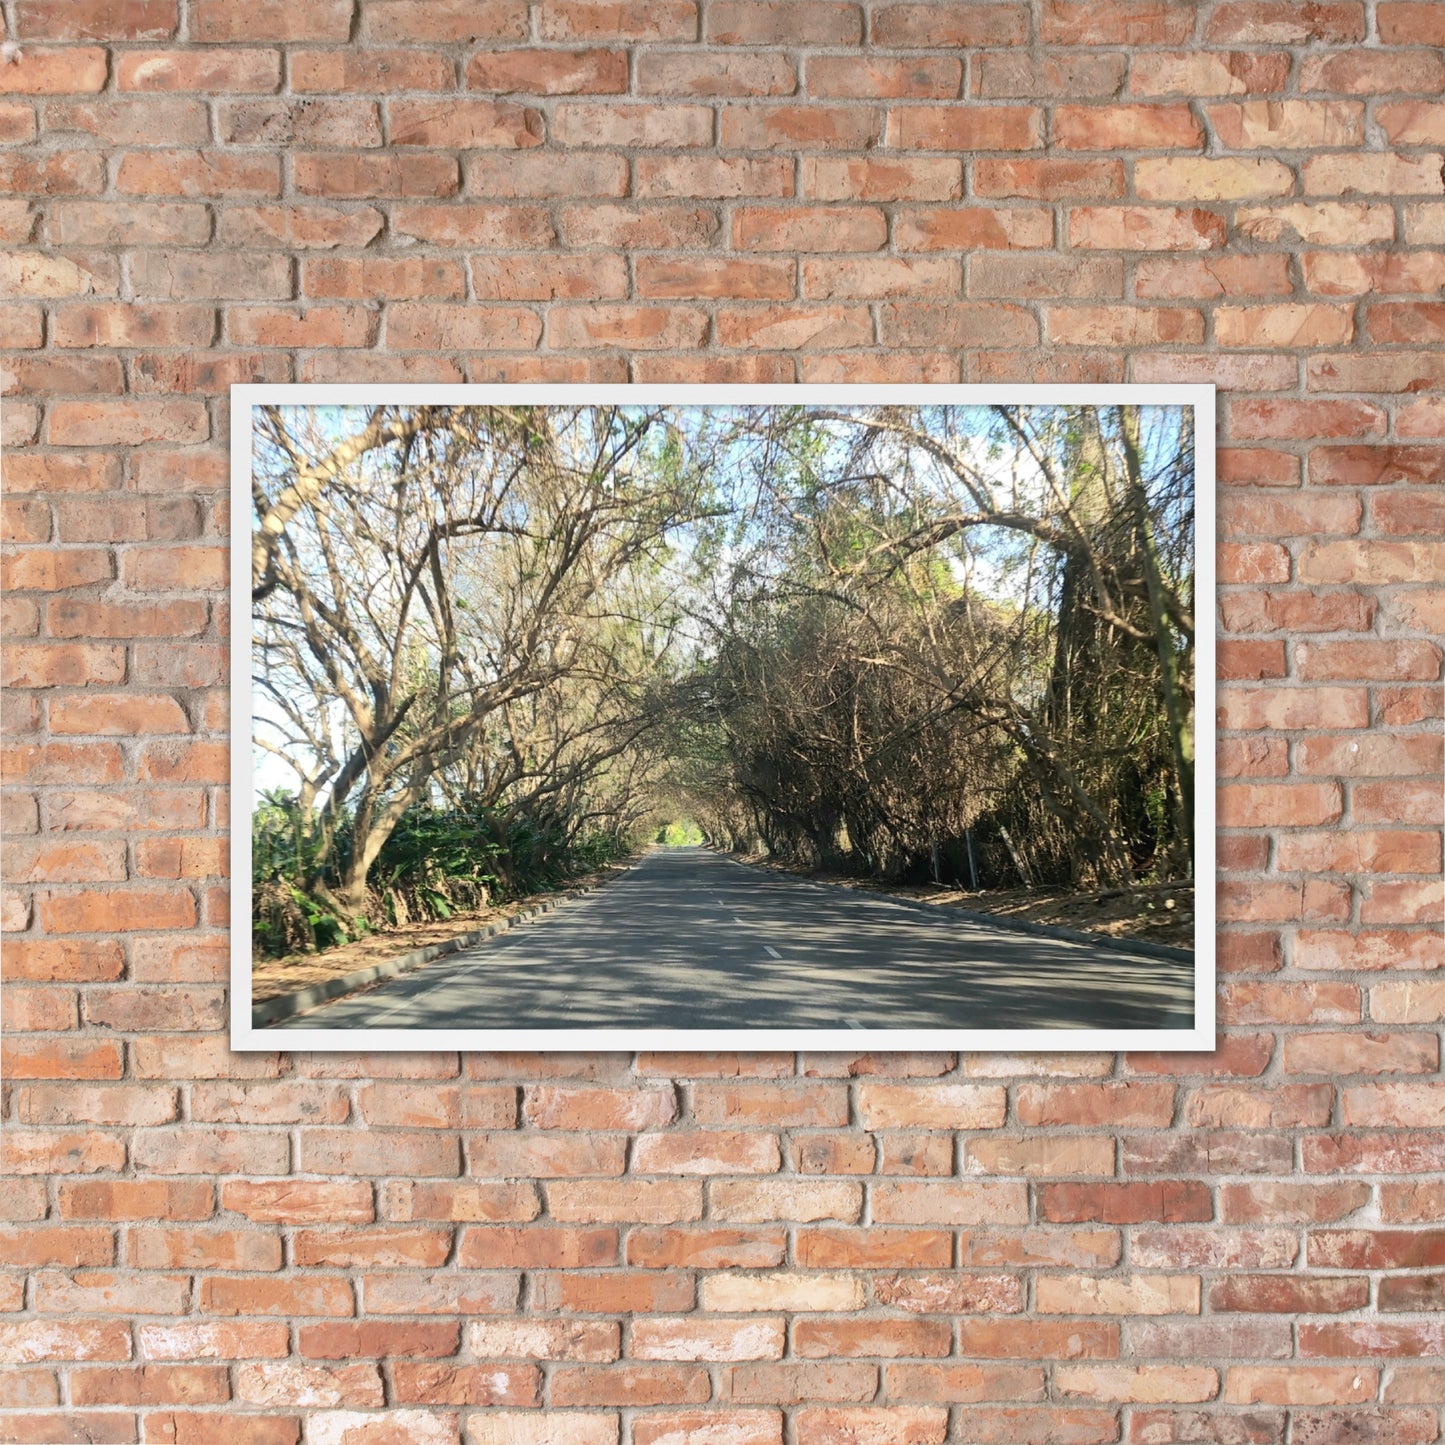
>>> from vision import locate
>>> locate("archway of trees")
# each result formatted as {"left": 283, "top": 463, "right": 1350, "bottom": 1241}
{"left": 250, "top": 401, "right": 1195, "bottom": 957}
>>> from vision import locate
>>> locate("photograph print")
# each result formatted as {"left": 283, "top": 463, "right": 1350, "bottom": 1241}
{"left": 231, "top": 384, "right": 1213, "bottom": 1051}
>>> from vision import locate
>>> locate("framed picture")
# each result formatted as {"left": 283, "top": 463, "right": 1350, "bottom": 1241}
{"left": 230, "top": 384, "right": 1214, "bottom": 1051}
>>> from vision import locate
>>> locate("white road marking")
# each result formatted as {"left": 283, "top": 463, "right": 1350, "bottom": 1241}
{"left": 763, "top": 945, "right": 781, "bottom": 960}
{"left": 846, "top": 1019, "right": 864, "bottom": 1030}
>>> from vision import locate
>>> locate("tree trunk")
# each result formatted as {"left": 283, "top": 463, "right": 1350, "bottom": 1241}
{"left": 1118, "top": 406, "right": 1194, "bottom": 872}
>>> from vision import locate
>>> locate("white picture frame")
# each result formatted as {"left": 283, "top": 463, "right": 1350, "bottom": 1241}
{"left": 230, "top": 383, "right": 1215, "bottom": 1053}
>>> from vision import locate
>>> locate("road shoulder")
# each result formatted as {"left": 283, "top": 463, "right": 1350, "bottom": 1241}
{"left": 252, "top": 853, "right": 649, "bottom": 1028}
{"left": 721, "top": 850, "right": 1195, "bottom": 964}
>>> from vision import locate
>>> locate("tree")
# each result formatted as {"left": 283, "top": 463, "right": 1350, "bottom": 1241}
{"left": 253, "top": 404, "right": 704, "bottom": 924}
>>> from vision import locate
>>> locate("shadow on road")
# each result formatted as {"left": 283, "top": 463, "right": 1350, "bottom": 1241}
{"left": 276, "top": 847, "right": 1194, "bottom": 1033}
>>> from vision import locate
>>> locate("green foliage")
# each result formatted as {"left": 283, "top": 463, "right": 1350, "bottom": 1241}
{"left": 252, "top": 791, "right": 341, "bottom": 957}
{"left": 252, "top": 793, "right": 641, "bottom": 960}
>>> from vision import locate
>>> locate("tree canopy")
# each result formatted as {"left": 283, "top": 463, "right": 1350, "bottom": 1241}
{"left": 251, "top": 401, "right": 1196, "bottom": 954}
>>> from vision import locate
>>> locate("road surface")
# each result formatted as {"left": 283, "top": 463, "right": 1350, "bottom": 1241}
{"left": 272, "top": 846, "right": 1193, "bottom": 1032}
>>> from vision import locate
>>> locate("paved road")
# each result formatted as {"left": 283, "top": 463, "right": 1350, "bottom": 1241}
{"left": 274, "top": 847, "right": 1193, "bottom": 1032}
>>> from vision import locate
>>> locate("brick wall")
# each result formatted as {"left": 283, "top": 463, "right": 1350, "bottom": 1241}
{"left": 2, "top": 1, "right": 1444, "bottom": 1441}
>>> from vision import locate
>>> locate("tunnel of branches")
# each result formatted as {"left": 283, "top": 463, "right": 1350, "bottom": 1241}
{"left": 250, "top": 400, "right": 1195, "bottom": 956}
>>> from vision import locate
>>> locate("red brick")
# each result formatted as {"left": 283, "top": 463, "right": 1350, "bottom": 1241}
{"left": 0, "top": 151, "right": 105, "bottom": 195}
{"left": 1040, "top": 1182, "right": 1213, "bottom": 1224}
{"left": 1056, "top": 105, "right": 1202, "bottom": 151}
{"left": 459, "top": 1226, "right": 615, "bottom": 1269}
{"left": 465, "top": 1132, "right": 626, "bottom": 1178}
{"left": 877, "top": 3, "right": 1026, "bottom": 45}
{"left": 981, "top": 50, "right": 1127, "bottom": 98}
{"left": 112, "top": 49, "right": 275, "bottom": 92}
{"left": 548, "top": 305, "right": 709, "bottom": 350}
{"left": 888, "top": 106, "right": 1041, "bottom": 152}
{"left": 0, "top": 46, "right": 107, "bottom": 93}
{"left": 1360, "top": 879, "right": 1445, "bottom": 925}
{"left": 1222, "top": 982, "right": 1361, "bottom": 1027}
{"left": 293, "top": 153, "right": 458, "bottom": 200}
{"left": 197, "top": 1275, "right": 353, "bottom": 1318}
{"left": 537, "top": 0, "right": 696, "bottom": 40}
{"left": 547, "top": 1180, "right": 702, "bottom": 1223}
{"left": 362, "top": 0, "right": 526, "bottom": 42}
{"left": 0, "top": 1320, "right": 133, "bottom": 1362}
{"left": 472, "top": 255, "right": 629, "bottom": 301}
{"left": 1225, "top": 1366, "right": 1376, "bottom": 1406}
{"left": 552, "top": 103, "right": 712, "bottom": 148}
{"left": 631, "top": 1317, "right": 784, "bottom": 1362}
{"left": 285, "top": 48, "right": 446, "bottom": 93}
{"left": 1017, "top": 1083, "right": 1176, "bottom": 1128}
{"left": 716, "top": 1362, "right": 877, "bottom": 1405}
{"left": 217, "top": 1183, "right": 371, "bottom": 1226}
{"left": 1048, "top": 305, "right": 1204, "bottom": 347}
{"left": 59, "top": 1181, "right": 212, "bottom": 1222}
{"left": 636, "top": 258, "right": 794, "bottom": 300}
{"left": 3, "top": 643, "right": 125, "bottom": 689}
{"left": 298, "top": 1129, "right": 459, "bottom": 1178}
{"left": 190, "top": 0, "right": 349, "bottom": 38}
{"left": 956, "top": 1319, "right": 1119, "bottom": 1360}
{"left": 802, "top": 256, "right": 957, "bottom": 300}
{"left": 1185, "top": 1084, "right": 1334, "bottom": 1130}
{"left": 0, "top": 1224, "right": 114, "bottom": 1268}
{"left": 131, "top": 1125, "right": 288, "bottom": 1175}
{"left": 977, "top": 158, "right": 1124, "bottom": 201}
{"left": 636, "top": 52, "right": 796, "bottom": 96}
{"left": 36, "top": 888, "right": 196, "bottom": 935}
{"left": 356, "top": 1083, "right": 514, "bottom": 1130}
{"left": 392, "top": 302, "right": 549, "bottom": 351}
{"left": 115, "top": 151, "right": 281, "bottom": 201}
{"left": 532, "top": 1269, "right": 694, "bottom": 1314}
{"left": 732, "top": 206, "right": 886, "bottom": 253}
{"left": 807, "top": 57, "right": 960, "bottom": 100}
{"left": 1137, "top": 256, "right": 1291, "bottom": 300}
{"left": 383, "top": 1362, "right": 535, "bottom": 1407}
{"left": 297, "top": 1322, "right": 457, "bottom": 1361}
{"left": 631, "top": 1132, "right": 781, "bottom": 1175}
{"left": 795, "top": 1408, "right": 945, "bottom": 1445}
{"left": 230, "top": 1362, "right": 381, "bottom": 1409}
{"left": 788, "top": 1228, "right": 949, "bottom": 1270}
{"left": 49, "top": 400, "right": 208, "bottom": 447}
{"left": 725, "top": 107, "right": 885, "bottom": 155}
{"left": 871, "top": 1271, "right": 1023, "bottom": 1315}
{"left": 1217, "top": 303, "right": 1354, "bottom": 348}
{"left": 899, "top": 208, "right": 1052, "bottom": 252}
{"left": 50, "top": 302, "right": 216, "bottom": 349}
{"left": 70, "top": 1364, "right": 226, "bottom": 1407}
{"left": 872, "top": 1181, "right": 1027, "bottom": 1226}
{"left": 128, "top": 1227, "right": 280, "bottom": 1273}
{"left": 358, "top": 1269, "right": 519, "bottom": 1315}
{"left": 524, "top": 1084, "right": 677, "bottom": 1130}
{"left": 878, "top": 1364, "right": 1043, "bottom": 1404}
{"left": 1209, "top": 2, "right": 1364, "bottom": 41}
{"left": 1, "top": 453, "right": 120, "bottom": 494}
{"left": 1218, "top": 687, "right": 1368, "bottom": 733}
{"left": 1306, "top": 153, "right": 1444, "bottom": 197}
{"left": 1071, "top": 207, "right": 1226, "bottom": 251}
{"left": 1131, "top": 50, "right": 1289, "bottom": 96}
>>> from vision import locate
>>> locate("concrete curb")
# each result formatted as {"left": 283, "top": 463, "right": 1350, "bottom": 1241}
{"left": 724, "top": 852, "right": 1195, "bottom": 966}
{"left": 252, "top": 865, "right": 633, "bottom": 1029}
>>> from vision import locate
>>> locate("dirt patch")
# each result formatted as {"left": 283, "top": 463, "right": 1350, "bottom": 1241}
{"left": 250, "top": 859, "right": 638, "bottom": 1004}
{"left": 735, "top": 853, "right": 1194, "bottom": 951}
